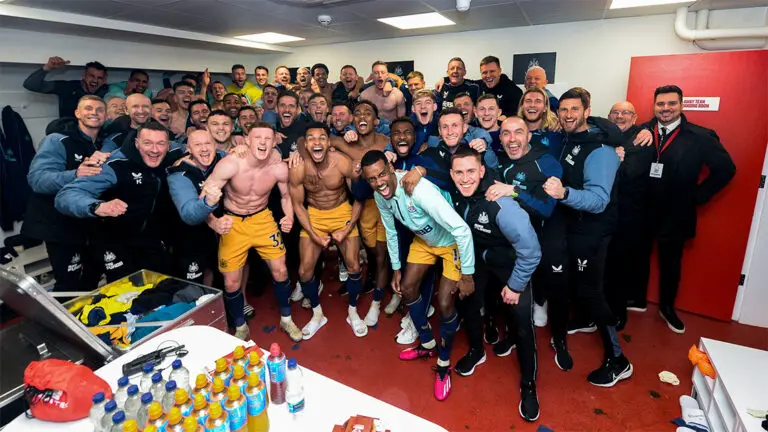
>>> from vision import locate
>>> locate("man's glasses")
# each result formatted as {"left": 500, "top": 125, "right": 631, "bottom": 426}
{"left": 610, "top": 110, "right": 635, "bottom": 116}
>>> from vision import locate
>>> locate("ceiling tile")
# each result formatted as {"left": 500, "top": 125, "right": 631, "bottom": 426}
{"left": 518, "top": 0, "right": 610, "bottom": 25}
{"left": 348, "top": 0, "right": 436, "bottom": 19}
{"left": 9, "top": 0, "right": 139, "bottom": 18}
{"left": 440, "top": 3, "right": 529, "bottom": 28}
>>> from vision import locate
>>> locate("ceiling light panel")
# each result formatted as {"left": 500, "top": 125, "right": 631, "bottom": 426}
{"left": 235, "top": 32, "right": 305, "bottom": 43}
{"left": 377, "top": 12, "right": 455, "bottom": 30}
{"left": 610, "top": 0, "right": 694, "bottom": 9}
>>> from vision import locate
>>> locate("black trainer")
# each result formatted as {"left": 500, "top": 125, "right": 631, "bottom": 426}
{"left": 567, "top": 319, "right": 597, "bottom": 335}
{"left": 626, "top": 300, "right": 648, "bottom": 312}
{"left": 493, "top": 338, "right": 516, "bottom": 357}
{"left": 455, "top": 348, "right": 487, "bottom": 377}
{"left": 587, "top": 354, "right": 633, "bottom": 387}
{"left": 659, "top": 305, "right": 685, "bottom": 334}
{"left": 519, "top": 381, "right": 540, "bottom": 422}
{"left": 484, "top": 324, "right": 499, "bottom": 345}
{"left": 551, "top": 337, "right": 573, "bottom": 371}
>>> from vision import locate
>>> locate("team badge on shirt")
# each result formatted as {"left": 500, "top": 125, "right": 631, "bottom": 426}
{"left": 406, "top": 200, "right": 417, "bottom": 213}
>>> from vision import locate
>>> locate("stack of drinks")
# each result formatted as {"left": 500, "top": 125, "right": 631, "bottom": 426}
{"left": 89, "top": 342, "right": 305, "bottom": 432}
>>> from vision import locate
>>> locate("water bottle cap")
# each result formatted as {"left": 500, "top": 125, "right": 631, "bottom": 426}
{"left": 148, "top": 402, "right": 163, "bottom": 420}
{"left": 174, "top": 388, "right": 189, "bottom": 404}
{"left": 215, "top": 358, "right": 228, "bottom": 372}
{"left": 123, "top": 420, "right": 138, "bottom": 432}
{"left": 104, "top": 400, "right": 117, "bottom": 412}
{"left": 212, "top": 377, "right": 225, "bottom": 392}
{"left": 92, "top": 392, "right": 105, "bottom": 403}
{"left": 247, "top": 373, "right": 260, "bottom": 387}
{"left": 127, "top": 384, "right": 139, "bottom": 396}
{"left": 168, "top": 407, "right": 182, "bottom": 424}
{"left": 117, "top": 376, "right": 129, "bottom": 387}
{"left": 249, "top": 350, "right": 262, "bottom": 363}
{"left": 165, "top": 380, "right": 177, "bottom": 391}
{"left": 233, "top": 365, "right": 245, "bottom": 379}
{"left": 144, "top": 426, "right": 157, "bottom": 432}
{"left": 208, "top": 401, "right": 222, "bottom": 419}
{"left": 269, "top": 343, "right": 281, "bottom": 356}
{"left": 288, "top": 358, "right": 297, "bottom": 369}
{"left": 227, "top": 384, "right": 240, "bottom": 400}
{"left": 183, "top": 417, "right": 198, "bottom": 430}
{"left": 112, "top": 410, "right": 125, "bottom": 423}
{"left": 233, "top": 345, "right": 245, "bottom": 359}
{"left": 172, "top": 359, "right": 182, "bottom": 369}
{"left": 195, "top": 374, "right": 208, "bottom": 389}
{"left": 193, "top": 392, "right": 207, "bottom": 409}
{"left": 140, "top": 392, "right": 153, "bottom": 404}
{"left": 142, "top": 363, "right": 154, "bottom": 373}
{"left": 151, "top": 372, "right": 162, "bottom": 383}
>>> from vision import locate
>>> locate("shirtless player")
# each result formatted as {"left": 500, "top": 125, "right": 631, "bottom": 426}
{"left": 359, "top": 61, "right": 406, "bottom": 122}
{"left": 170, "top": 81, "right": 194, "bottom": 137}
{"left": 289, "top": 122, "right": 367, "bottom": 339}
{"left": 203, "top": 121, "right": 299, "bottom": 341}
{"left": 324, "top": 100, "right": 394, "bottom": 322}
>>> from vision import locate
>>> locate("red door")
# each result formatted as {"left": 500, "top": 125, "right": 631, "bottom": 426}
{"left": 626, "top": 50, "right": 768, "bottom": 321}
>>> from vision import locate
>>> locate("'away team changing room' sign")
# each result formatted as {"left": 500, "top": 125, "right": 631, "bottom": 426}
{"left": 683, "top": 97, "right": 720, "bottom": 111}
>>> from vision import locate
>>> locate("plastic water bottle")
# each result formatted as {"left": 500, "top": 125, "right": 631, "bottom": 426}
{"left": 174, "top": 388, "right": 194, "bottom": 417}
{"left": 109, "top": 411, "right": 126, "bottom": 432}
{"left": 162, "top": 380, "right": 178, "bottom": 412}
{"left": 191, "top": 392, "right": 209, "bottom": 426}
{"left": 246, "top": 351, "right": 267, "bottom": 390}
{"left": 166, "top": 407, "right": 184, "bottom": 432}
{"left": 121, "top": 419, "right": 138, "bottom": 432}
{"left": 183, "top": 416, "right": 204, "bottom": 432}
{"left": 89, "top": 392, "right": 108, "bottom": 432}
{"left": 244, "top": 373, "right": 269, "bottom": 432}
{"left": 210, "top": 377, "right": 227, "bottom": 404}
{"left": 146, "top": 402, "right": 168, "bottom": 431}
{"left": 114, "top": 377, "right": 130, "bottom": 409}
{"left": 232, "top": 346, "right": 249, "bottom": 370}
{"left": 100, "top": 400, "right": 118, "bottom": 431}
{"left": 123, "top": 385, "right": 141, "bottom": 421}
{"left": 204, "top": 402, "right": 228, "bottom": 432}
{"left": 267, "top": 343, "right": 287, "bottom": 405}
{"left": 192, "top": 374, "right": 212, "bottom": 402}
{"left": 169, "top": 360, "right": 191, "bottom": 392}
{"left": 150, "top": 373, "right": 167, "bottom": 403}
{"left": 136, "top": 393, "right": 154, "bottom": 428}
{"left": 139, "top": 363, "right": 155, "bottom": 393}
{"left": 285, "top": 358, "right": 305, "bottom": 417}
{"left": 213, "top": 358, "right": 232, "bottom": 387}
{"left": 231, "top": 365, "right": 247, "bottom": 395}
{"left": 223, "top": 385, "right": 247, "bottom": 432}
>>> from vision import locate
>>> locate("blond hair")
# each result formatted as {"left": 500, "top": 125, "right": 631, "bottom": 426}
{"left": 517, "top": 87, "right": 558, "bottom": 131}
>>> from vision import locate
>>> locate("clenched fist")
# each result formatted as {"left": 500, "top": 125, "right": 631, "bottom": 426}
{"left": 209, "top": 216, "right": 233, "bottom": 235}
{"left": 543, "top": 176, "right": 567, "bottom": 200}
{"left": 201, "top": 185, "right": 222, "bottom": 207}
{"left": 43, "top": 56, "right": 70, "bottom": 71}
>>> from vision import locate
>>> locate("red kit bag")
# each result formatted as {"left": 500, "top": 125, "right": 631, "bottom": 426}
{"left": 23, "top": 359, "right": 112, "bottom": 422}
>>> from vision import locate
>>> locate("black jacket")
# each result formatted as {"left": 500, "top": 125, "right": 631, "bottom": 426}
{"left": 480, "top": 74, "right": 523, "bottom": 118}
{"left": 1, "top": 106, "right": 36, "bottom": 231}
{"left": 616, "top": 125, "right": 655, "bottom": 227}
{"left": 645, "top": 114, "right": 735, "bottom": 238}
{"left": 22, "top": 121, "right": 104, "bottom": 244}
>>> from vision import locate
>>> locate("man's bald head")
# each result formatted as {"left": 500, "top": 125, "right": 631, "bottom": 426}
{"left": 186, "top": 129, "right": 216, "bottom": 169}
{"left": 525, "top": 66, "right": 548, "bottom": 90}
{"left": 126, "top": 93, "right": 152, "bottom": 128}
{"left": 608, "top": 101, "right": 637, "bottom": 133}
{"left": 501, "top": 115, "right": 529, "bottom": 133}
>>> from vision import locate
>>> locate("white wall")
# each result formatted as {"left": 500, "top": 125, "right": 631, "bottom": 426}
{"left": 263, "top": 8, "right": 768, "bottom": 116}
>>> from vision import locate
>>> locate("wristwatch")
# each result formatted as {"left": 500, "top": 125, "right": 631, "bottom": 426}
{"left": 89, "top": 202, "right": 102, "bottom": 216}
{"left": 562, "top": 188, "right": 570, "bottom": 201}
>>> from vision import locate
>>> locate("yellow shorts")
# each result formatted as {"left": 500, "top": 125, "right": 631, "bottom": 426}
{"left": 407, "top": 237, "right": 462, "bottom": 281}
{"left": 359, "top": 199, "right": 386, "bottom": 248}
{"left": 300, "top": 201, "right": 359, "bottom": 239}
{"left": 218, "top": 208, "right": 285, "bottom": 272}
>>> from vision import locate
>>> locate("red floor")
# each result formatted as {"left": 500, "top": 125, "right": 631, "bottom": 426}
{"left": 245, "top": 267, "right": 768, "bottom": 432}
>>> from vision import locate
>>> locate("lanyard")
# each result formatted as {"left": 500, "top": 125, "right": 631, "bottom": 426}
{"left": 654, "top": 124, "right": 681, "bottom": 161}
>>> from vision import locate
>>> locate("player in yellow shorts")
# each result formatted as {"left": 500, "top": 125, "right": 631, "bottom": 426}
{"left": 202, "top": 122, "right": 297, "bottom": 342}
{"left": 407, "top": 237, "right": 461, "bottom": 281}
{"left": 291, "top": 122, "right": 375, "bottom": 340}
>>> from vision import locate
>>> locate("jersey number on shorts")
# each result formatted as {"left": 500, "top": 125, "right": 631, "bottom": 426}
{"left": 270, "top": 233, "right": 283, "bottom": 248}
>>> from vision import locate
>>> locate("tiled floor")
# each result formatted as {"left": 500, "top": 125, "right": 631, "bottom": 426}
{"left": 245, "top": 265, "right": 768, "bottom": 432}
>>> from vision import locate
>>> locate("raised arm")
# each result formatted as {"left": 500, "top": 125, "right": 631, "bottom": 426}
{"left": 54, "top": 164, "right": 119, "bottom": 218}
{"left": 202, "top": 155, "right": 239, "bottom": 191}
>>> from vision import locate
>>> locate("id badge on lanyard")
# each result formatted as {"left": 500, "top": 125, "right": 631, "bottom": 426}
{"left": 651, "top": 125, "right": 680, "bottom": 179}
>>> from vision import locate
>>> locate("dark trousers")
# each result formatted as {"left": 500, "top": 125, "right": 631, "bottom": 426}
{"left": 459, "top": 247, "right": 537, "bottom": 385}
{"left": 45, "top": 241, "right": 100, "bottom": 293}
{"left": 604, "top": 222, "right": 652, "bottom": 320}
{"left": 532, "top": 212, "right": 570, "bottom": 340}
{"left": 567, "top": 232, "right": 621, "bottom": 358}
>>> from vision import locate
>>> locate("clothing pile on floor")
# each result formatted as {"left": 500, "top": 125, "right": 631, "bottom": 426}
{"left": 70, "top": 276, "right": 213, "bottom": 347}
